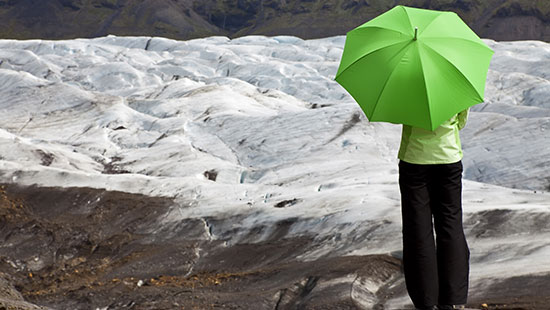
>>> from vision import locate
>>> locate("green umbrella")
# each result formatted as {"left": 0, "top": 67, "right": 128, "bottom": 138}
{"left": 335, "top": 5, "right": 494, "bottom": 131}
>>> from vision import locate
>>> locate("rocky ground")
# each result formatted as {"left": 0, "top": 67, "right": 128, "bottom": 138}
{"left": 1, "top": 184, "right": 549, "bottom": 310}
{"left": 0, "top": 184, "right": 403, "bottom": 309}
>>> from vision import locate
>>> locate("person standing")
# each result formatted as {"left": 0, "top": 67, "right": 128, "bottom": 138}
{"left": 398, "top": 109, "right": 470, "bottom": 310}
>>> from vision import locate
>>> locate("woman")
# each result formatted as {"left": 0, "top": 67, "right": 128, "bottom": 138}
{"left": 398, "top": 109, "right": 470, "bottom": 310}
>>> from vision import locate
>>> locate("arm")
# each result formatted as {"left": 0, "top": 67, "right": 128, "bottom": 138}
{"left": 457, "top": 108, "right": 469, "bottom": 130}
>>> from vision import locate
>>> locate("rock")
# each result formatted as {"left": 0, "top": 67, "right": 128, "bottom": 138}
{"left": 0, "top": 274, "right": 54, "bottom": 309}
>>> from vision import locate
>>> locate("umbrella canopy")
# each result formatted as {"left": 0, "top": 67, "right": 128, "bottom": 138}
{"left": 335, "top": 5, "right": 494, "bottom": 131}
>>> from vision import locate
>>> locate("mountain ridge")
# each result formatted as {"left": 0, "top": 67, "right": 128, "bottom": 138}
{"left": 1, "top": 0, "right": 550, "bottom": 41}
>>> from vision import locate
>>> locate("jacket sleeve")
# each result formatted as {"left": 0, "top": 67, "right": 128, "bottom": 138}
{"left": 457, "top": 108, "right": 469, "bottom": 130}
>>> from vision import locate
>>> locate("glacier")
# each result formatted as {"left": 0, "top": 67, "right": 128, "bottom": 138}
{"left": 0, "top": 35, "right": 550, "bottom": 309}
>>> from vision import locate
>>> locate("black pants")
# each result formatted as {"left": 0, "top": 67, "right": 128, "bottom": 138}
{"left": 399, "top": 160, "right": 469, "bottom": 308}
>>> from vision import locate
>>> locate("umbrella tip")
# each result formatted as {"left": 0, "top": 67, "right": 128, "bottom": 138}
{"left": 413, "top": 27, "right": 418, "bottom": 41}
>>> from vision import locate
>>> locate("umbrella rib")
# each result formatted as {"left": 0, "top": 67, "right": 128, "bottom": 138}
{"left": 422, "top": 36, "right": 493, "bottom": 51}
{"left": 421, "top": 42, "right": 485, "bottom": 101}
{"left": 400, "top": 6, "right": 414, "bottom": 34}
{"left": 422, "top": 12, "right": 451, "bottom": 34}
{"left": 416, "top": 44, "right": 434, "bottom": 130}
{"left": 335, "top": 40, "right": 410, "bottom": 80}
{"left": 369, "top": 42, "right": 416, "bottom": 121}
{"left": 354, "top": 25, "right": 411, "bottom": 37}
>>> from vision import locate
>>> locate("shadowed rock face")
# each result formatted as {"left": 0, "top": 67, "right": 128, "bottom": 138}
{"left": 0, "top": 184, "right": 404, "bottom": 309}
{"left": 1, "top": 0, "right": 550, "bottom": 41}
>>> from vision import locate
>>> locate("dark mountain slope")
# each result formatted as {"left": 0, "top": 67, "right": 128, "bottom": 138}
{"left": 0, "top": 0, "right": 220, "bottom": 40}
{"left": 192, "top": 0, "right": 550, "bottom": 41}
{"left": 0, "top": 0, "right": 549, "bottom": 43}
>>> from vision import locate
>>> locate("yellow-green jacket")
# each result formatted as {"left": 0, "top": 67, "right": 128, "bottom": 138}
{"left": 398, "top": 109, "right": 469, "bottom": 165}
